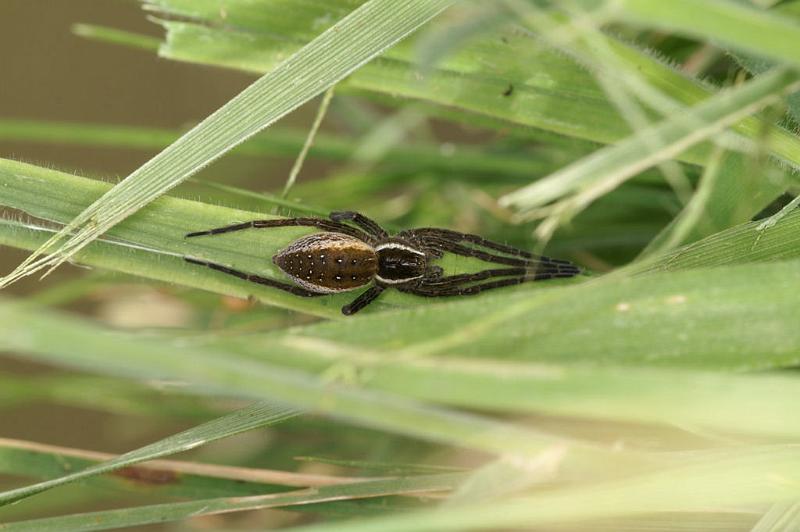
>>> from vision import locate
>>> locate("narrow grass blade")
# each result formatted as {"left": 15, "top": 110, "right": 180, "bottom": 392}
{"left": 0, "top": 119, "right": 562, "bottom": 181}
{"left": 1, "top": 474, "right": 463, "bottom": 531}
{"left": 606, "top": 0, "right": 800, "bottom": 68}
{"left": 0, "top": 437, "right": 353, "bottom": 500}
{"left": 498, "top": 68, "right": 800, "bottom": 224}
{"left": 71, "top": 23, "right": 160, "bottom": 51}
{"left": 750, "top": 501, "right": 800, "bottom": 532}
{"left": 150, "top": 1, "right": 800, "bottom": 172}
{"left": 0, "top": 401, "right": 298, "bottom": 505}
{"left": 0, "top": 298, "right": 628, "bottom": 495}
{"left": 641, "top": 145, "right": 728, "bottom": 256}
{"left": 283, "top": 446, "right": 800, "bottom": 532}
{"left": 0, "top": 0, "right": 455, "bottom": 288}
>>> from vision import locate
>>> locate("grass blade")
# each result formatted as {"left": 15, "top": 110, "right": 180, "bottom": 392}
{"left": 1, "top": 474, "right": 462, "bottom": 531}
{"left": 0, "top": 402, "right": 298, "bottom": 506}
{"left": 498, "top": 68, "right": 800, "bottom": 234}
{"left": 285, "top": 446, "right": 800, "bottom": 532}
{"left": 0, "top": 297, "right": 626, "bottom": 485}
{"left": 608, "top": 0, "right": 800, "bottom": 68}
{"left": 0, "top": 119, "right": 563, "bottom": 181}
{"left": 0, "top": 436, "right": 355, "bottom": 500}
{"left": 0, "top": 0, "right": 455, "bottom": 288}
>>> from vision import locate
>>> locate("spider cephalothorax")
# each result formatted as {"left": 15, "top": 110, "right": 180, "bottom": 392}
{"left": 185, "top": 211, "right": 580, "bottom": 315}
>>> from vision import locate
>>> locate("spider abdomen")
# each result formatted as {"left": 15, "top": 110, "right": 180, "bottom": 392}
{"left": 273, "top": 233, "right": 378, "bottom": 293}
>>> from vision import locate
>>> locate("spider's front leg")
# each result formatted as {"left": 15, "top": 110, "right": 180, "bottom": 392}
{"left": 401, "top": 271, "right": 571, "bottom": 298}
{"left": 401, "top": 228, "right": 580, "bottom": 273}
{"left": 420, "top": 267, "right": 528, "bottom": 288}
{"left": 405, "top": 227, "right": 537, "bottom": 259}
{"left": 401, "top": 263, "right": 578, "bottom": 298}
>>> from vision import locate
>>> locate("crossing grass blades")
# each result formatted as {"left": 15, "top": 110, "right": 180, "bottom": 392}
{"left": 185, "top": 212, "right": 581, "bottom": 315}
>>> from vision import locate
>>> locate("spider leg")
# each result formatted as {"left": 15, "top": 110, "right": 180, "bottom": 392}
{"left": 420, "top": 267, "right": 529, "bottom": 288}
{"left": 329, "top": 211, "right": 388, "bottom": 240}
{"left": 420, "top": 236, "right": 580, "bottom": 274}
{"left": 184, "top": 257, "right": 326, "bottom": 297}
{"left": 401, "top": 272, "right": 572, "bottom": 297}
{"left": 185, "top": 217, "right": 373, "bottom": 243}
{"left": 341, "top": 284, "right": 386, "bottom": 315}
{"left": 403, "top": 228, "right": 575, "bottom": 266}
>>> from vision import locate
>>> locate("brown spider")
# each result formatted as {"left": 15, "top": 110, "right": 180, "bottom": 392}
{"left": 184, "top": 211, "right": 581, "bottom": 315}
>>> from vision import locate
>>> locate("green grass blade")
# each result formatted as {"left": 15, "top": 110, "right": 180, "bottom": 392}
{"left": 0, "top": 402, "right": 298, "bottom": 506}
{"left": 219, "top": 334, "right": 800, "bottom": 438}
{"left": 607, "top": 0, "right": 800, "bottom": 68}
{"left": 0, "top": 119, "right": 552, "bottom": 181}
{"left": 0, "top": 374, "right": 218, "bottom": 420}
{"left": 151, "top": 1, "right": 800, "bottom": 170}
{"left": 641, "top": 145, "right": 727, "bottom": 255}
{"left": 0, "top": 159, "right": 579, "bottom": 317}
{"left": 0, "top": 297, "right": 624, "bottom": 476}
{"left": 0, "top": 0, "right": 455, "bottom": 289}
{"left": 0, "top": 163, "right": 800, "bottom": 368}
{"left": 0, "top": 159, "right": 365, "bottom": 317}
{"left": 498, "top": 67, "right": 800, "bottom": 226}
{"left": 750, "top": 501, "right": 800, "bottom": 532}
{"left": 0, "top": 437, "right": 314, "bottom": 501}
{"left": 253, "top": 259, "right": 800, "bottom": 369}
{"left": 283, "top": 446, "right": 800, "bottom": 531}
{"left": 7, "top": 203, "right": 800, "bottom": 373}
{"left": 71, "top": 23, "right": 160, "bottom": 52}
{"left": 1, "top": 474, "right": 462, "bottom": 531}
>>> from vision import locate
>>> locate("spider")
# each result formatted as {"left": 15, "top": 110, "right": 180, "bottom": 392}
{"left": 184, "top": 211, "right": 581, "bottom": 315}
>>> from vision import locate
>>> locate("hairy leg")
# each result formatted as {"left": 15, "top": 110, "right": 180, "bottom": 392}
{"left": 330, "top": 211, "right": 389, "bottom": 240}
{"left": 184, "top": 257, "right": 325, "bottom": 297}
{"left": 417, "top": 236, "right": 580, "bottom": 274}
{"left": 341, "top": 284, "right": 385, "bottom": 315}
{"left": 400, "top": 272, "right": 574, "bottom": 297}
{"left": 186, "top": 217, "right": 373, "bottom": 243}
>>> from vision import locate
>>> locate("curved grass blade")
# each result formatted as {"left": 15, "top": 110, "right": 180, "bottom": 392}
{"left": 0, "top": 0, "right": 456, "bottom": 289}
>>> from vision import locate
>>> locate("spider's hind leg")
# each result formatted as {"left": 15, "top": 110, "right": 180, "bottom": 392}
{"left": 405, "top": 228, "right": 536, "bottom": 259}
{"left": 184, "top": 257, "right": 326, "bottom": 297}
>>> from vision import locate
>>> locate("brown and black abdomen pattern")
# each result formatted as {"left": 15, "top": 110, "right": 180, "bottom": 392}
{"left": 273, "top": 233, "right": 378, "bottom": 293}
